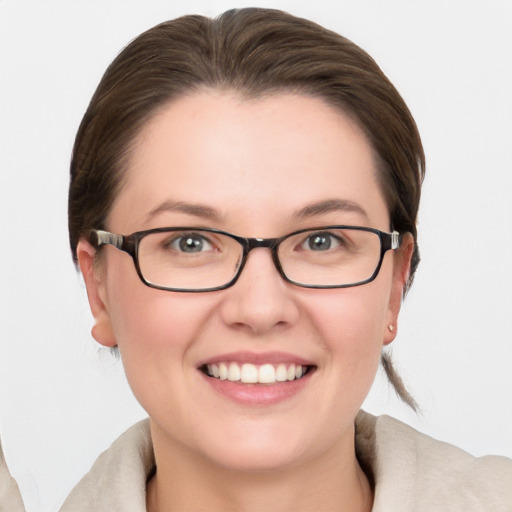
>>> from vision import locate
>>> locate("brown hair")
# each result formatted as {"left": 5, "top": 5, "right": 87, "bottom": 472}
{"left": 68, "top": 7, "right": 424, "bottom": 409}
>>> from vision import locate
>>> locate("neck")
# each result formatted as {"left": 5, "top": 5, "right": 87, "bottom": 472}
{"left": 146, "top": 422, "right": 373, "bottom": 512}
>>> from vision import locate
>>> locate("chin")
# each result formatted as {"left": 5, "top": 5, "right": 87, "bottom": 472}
{"left": 190, "top": 420, "right": 315, "bottom": 473}
{"left": 206, "top": 443, "right": 306, "bottom": 474}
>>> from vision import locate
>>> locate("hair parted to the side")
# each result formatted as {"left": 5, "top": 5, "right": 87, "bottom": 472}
{"left": 68, "top": 8, "right": 425, "bottom": 410}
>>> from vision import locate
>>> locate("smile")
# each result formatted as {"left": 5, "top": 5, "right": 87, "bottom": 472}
{"left": 202, "top": 362, "right": 311, "bottom": 384}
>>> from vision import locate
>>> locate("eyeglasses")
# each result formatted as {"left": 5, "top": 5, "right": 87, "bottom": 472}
{"left": 90, "top": 226, "right": 400, "bottom": 292}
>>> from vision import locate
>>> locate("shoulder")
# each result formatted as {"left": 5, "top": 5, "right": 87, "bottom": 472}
{"left": 59, "top": 419, "right": 154, "bottom": 512}
{"left": 0, "top": 437, "right": 25, "bottom": 512}
{"left": 356, "top": 411, "right": 512, "bottom": 512}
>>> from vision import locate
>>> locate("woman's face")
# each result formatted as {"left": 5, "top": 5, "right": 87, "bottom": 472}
{"left": 79, "top": 91, "right": 408, "bottom": 472}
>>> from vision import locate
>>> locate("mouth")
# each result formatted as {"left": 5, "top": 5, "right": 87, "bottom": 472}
{"left": 199, "top": 362, "right": 314, "bottom": 384}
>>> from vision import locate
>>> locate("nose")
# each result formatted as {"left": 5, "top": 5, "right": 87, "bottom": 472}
{"left": 219, "top": 248, "right": 300, "bottom": 335}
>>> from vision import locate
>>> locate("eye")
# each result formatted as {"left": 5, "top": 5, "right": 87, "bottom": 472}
{"left": 167, "top": 233, "right": 214, "bottom": 253}
{"left": 302, "top": 231, "right": 344, "bottom": 251}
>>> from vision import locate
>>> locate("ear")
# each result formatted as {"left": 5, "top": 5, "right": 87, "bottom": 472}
{"left": 77, "top": 239, "right": 117, "bottom": 347}
{"left": 383, "top": 233, "right": 414, "bottom": 346}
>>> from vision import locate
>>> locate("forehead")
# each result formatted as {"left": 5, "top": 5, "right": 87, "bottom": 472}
{"left": 109, "top": 90, "right": 389, "bottom": 233}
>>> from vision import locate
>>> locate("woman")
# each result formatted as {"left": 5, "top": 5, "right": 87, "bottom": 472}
{"left": 60, "top": 8, "right": 512, "bottom": 511}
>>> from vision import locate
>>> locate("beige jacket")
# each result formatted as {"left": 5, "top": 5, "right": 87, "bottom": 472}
{"left": 0, "top": 439, "right": 25, "bottom": 512}
{"left": 60, "top": 412, "right": 512, "bottom": 511}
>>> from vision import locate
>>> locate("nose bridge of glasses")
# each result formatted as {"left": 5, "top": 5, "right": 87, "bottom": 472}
{"left": 240, "top": 236, "right": 283, "bottom": 276}
{"left": 246, "top": 237, "right": 279, "bottom": 251}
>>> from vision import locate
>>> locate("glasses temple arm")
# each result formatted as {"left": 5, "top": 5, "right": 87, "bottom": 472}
{"left": 391, "top": 231, "right": 400, "bottom": 250}
{"left": 92, "top": 230, "right": 124, "bottom": 249}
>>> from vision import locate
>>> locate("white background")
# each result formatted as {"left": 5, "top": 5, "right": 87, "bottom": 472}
{"left": 1, "top": 1, "right": 511, "bottom": 511}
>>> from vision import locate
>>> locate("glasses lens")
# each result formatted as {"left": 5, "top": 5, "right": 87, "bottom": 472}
{"left": 278, "top": 228, "right": 382, "bottom": 287}
{"left": 137, "top": 230, "right": 242, "bottom": 290}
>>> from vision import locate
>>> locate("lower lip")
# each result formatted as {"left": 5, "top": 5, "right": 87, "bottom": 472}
{"left": 200, "top": 371, "right": 313, "bottom": 405}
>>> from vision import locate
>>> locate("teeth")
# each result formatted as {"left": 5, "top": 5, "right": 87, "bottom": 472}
{"left": 228, "top": 362, "right": 241, "bottom": 381}
{"left": 276, "top": 364, "right": 287, "bottom": 382}
{"left": 205, "top": 362, "right": 308, "bottom": 384}
{"left": 241, "top": 363, "right": 258, "bottom": 383}
{"left": 219, "top": 363, "right": 228, "bottom": 380}
{"left": 258, "top": 364, "right": 275, "bottom": 384}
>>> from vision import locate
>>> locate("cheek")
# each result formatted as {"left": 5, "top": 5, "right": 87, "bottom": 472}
{"left": 308, "top": 283, "right": 390, "bottom": 348}
{"left": 104, "top": 251, "right": 202, "bottom": 348}
{"left": 109, "top": 290, "right": 209, "bottom": 355}
{"left": 304, "top": 273, "right": 392, "bottom": 380}
{"left": 110, "top": 296, "right": 214, "bottom": 424}
{"left": 103, "top": 261, "right": 216, "bottom": 405}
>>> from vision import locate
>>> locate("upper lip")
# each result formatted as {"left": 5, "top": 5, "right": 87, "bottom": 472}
{"left": 197, "top": 351, "right": 316, "bottom": 367}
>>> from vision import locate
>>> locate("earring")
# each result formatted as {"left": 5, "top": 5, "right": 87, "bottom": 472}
{"left": 388, "top": 324, "right": 394, "bottom": 332}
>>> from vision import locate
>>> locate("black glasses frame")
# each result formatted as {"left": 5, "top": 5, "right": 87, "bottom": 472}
{"left": 90, "top": 226, "right": 400, "bottom": 293}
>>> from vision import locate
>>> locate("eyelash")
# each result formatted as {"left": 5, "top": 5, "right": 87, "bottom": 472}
{"left": 164, "top": 233, "right": 215, "bottom": 253}
{"left": 298, "top": 231, "right": 348, "bottom": 252}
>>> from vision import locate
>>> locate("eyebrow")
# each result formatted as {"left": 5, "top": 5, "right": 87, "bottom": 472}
{"left": 146, "top": 198, "right": 368, "bottom": 224}
{"left": 292, "top": 199, "right": 369, "bottom": 221}
{"left": 146, "top": 200, "right": 223, "bottom": 222}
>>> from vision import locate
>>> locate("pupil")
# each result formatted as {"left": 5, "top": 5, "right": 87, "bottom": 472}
{"left": 180, "top": 236, "right": 203, "bottom": 252}
{"left": 309, "top": 234, "right": 331, "bottom": 251}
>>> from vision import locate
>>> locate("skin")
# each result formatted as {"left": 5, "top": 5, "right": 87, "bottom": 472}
{"left": 78, "top": 91, "right": 412, "bottom": 512}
